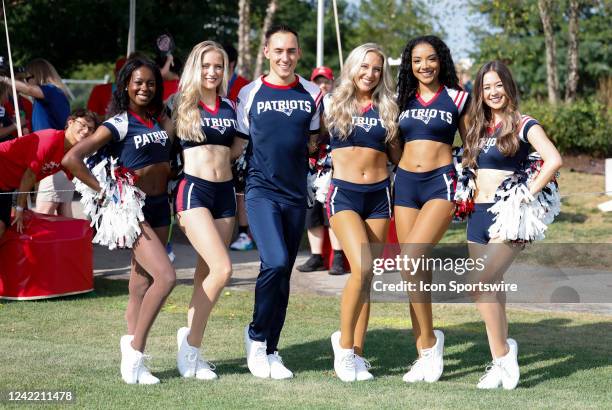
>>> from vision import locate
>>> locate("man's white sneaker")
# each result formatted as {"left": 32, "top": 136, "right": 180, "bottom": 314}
{"left": 403, "top": 330, "right": 444, "bottom": 383}
{"left": 244, "top": 325, "right": 270, "bottom": 378}
{"left": 477, "top": 361, "right": 502, "bottom": 389}
{"left": 331, "top": 331, "right": 356, "bottom": 382}
{"left": 268, "top": 351, "right": 294, "bottom": 380}
{"left": 498, "top": 338, "right": 520, "bottom": 390}
{"left": 176, "top": 327, "right": 217, "bottom": 380}
{"left": 355, "top": 355, "right": 374, "bottom": 381}
{"left": 120, "top": 335, "right": 160, "bottom": 385}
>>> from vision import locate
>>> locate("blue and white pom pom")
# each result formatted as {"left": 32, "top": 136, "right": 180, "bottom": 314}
{"left": 74, "top": 157, "right": 146, "bottom": 250}
{"left": 488, "top": 153, "right": 561, "bottom": 243}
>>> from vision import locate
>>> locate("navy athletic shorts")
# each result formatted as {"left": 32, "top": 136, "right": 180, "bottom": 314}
{"left": 325, "top": 178, "right": 391, "bottom": 220}
{"left": 467, "top": 203, "right": 495, "bottom": 244}
{"left": 175, "top": 174, "right": 236, "bottom": 219}
{"left": 143, "top": 193, "right": 172, "bottom": 228}
{"left": 394, "top": 164, "right": 456, "bottom": 209}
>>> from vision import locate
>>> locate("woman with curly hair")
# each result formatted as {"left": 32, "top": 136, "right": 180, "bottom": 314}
{"left": 325, "top": 43, "right": 399, "bottom": 382}
{"left": 394, "top": 35, "right": 469, "bottom": 383}
{"left": 63, "top": 57, "right": 175, "bottom": 385}
{"left": 167, "top": 41, "right": 246, "bottom": 380}
{"left": 462, "top": 61, "right": 561, "bottom": 389}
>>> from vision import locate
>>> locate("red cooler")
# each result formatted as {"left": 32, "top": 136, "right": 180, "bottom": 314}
{"left": 0, "top": 211, "right": 93, "bottom": 300}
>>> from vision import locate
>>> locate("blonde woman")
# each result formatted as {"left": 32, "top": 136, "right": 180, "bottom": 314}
{"left": 325, "top": 43, "right": 399, "bottom": 382}
{"left": 169, "top": 41, "right": 246, "bottom": 380}
{"left": 0, "top": 59, "right": 72, "bottom": 216}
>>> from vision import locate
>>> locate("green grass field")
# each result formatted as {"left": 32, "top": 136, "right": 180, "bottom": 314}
{"left": 1, "top": 169, "right": 610, "bottom": 409}
{"left": 1, "top": 278, "right": 611, "bottom": 409}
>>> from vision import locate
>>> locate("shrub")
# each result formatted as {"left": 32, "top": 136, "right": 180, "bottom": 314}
{"left": 521, "top": 98, "right": 611, "bottom": 157}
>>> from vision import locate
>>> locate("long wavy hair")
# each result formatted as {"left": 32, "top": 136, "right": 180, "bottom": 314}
{"left": 173, "top": 41, "right": 229, "bottom": 142}
{"left": 108, "top": 57, "right": 163, "bottom": 118}
{"left": 397, "top": 35, "right": 460, "bottom": 111}
{"left": 325, "top": 43, "right": 398, "bottom": 143}
{"left": 26, "top": 58, "right": 69, "bottom": 96}
{"left": 462, "top": 61, "right": 522, "bottom": 168}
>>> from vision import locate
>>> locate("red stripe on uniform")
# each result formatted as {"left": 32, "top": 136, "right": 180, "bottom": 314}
{"left": 456, "top": 91, "right": 467, "bottom": 110}
{"left": 175, "top": 179, "right": 187, "bottom": 213}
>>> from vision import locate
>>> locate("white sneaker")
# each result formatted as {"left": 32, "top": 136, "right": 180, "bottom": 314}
{"left": 230, "top": 233, "right": 255, "bottom": 251}
{"left": 176, "top": 327, "right": 217, "bottom": 380}
{"left": 402, "top": 357, "right": 425, "bottom": 383}
{"left": 477, "top": 361, "right": 502, "bottom": 389}
{"left": 498, "top": 339, "right": 520, "bottom": 390}
{"left": 331, "top": 331, "right": 356, "bottom": 382}
{"left": 403, "top": 330, "right": 444, "bottom": 383}
{"left": 268, "top": 351, "right": 294, "bottom": 380}
{"left": 120, "top": 335, "right": 160, "bottom": 385}
{"left": 355, "top": 355, "right": 374, "bottom": 381}
{"left": 244, "top": 325, "right": 270, "bottom": 378}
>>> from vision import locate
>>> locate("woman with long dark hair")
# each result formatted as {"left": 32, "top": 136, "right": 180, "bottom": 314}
{"left": 168, "top": 41, "right": 246, "bottom": 380}
{"left": 325, "top": 43, "right": 399, "bottom": 382}
{"left": 395, "top": 35, "right": 469, "bottom": 383}
{"left": 62, "top": 57, "right": 175, "bottom": 385}
{"left": 462, "top": 60, "right": 561, "bottom": 389}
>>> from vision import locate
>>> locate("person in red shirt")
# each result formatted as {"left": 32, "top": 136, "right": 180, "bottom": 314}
{"left": 0, "top": 109, "right": 98, "bottom": 238}
{"left": 87, "top": 57, "right": 127, "bottom": 118}
{"left": 224, "top": 44, "right": 250, "bottom": 102}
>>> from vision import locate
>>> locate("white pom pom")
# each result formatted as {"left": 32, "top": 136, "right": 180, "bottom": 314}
{"left": 487, "top": 157, "right": 561, "bottom": 243}
{"left": 74, "top": 157, "right": 146, "bottom": 250}
{"left": 314, "top": 170, "right": 331, "bottom": 203}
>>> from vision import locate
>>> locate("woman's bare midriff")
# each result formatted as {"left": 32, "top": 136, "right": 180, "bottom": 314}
{"left": 182, "top": 145, "right": 233, "bottom": 182}
{"left": 474, "top": 168, "right": 514, "bottom": 203}
{"left": 331, "top": 146, "right": 389, "bottom": 184}
{"left": 398, "top": 140, "right": 453, "bottom": 172}
{"left": 134, "top": 162, "right": 171, "bottom": 196}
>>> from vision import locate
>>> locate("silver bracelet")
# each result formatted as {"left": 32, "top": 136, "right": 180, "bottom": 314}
{"left": 14, "top": 205, "right": 24, "bottom": 212}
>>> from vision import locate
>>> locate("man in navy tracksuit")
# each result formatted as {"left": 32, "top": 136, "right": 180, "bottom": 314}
{"left": 236, "top": 25, "right": 322, "bottom": 379}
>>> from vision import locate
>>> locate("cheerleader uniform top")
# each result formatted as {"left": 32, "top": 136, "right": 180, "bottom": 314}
{"left": 102, "top": 110, "right": 171, "bottom": 170}
{"left": 167, "top": 97, "right": 239, "bottom": 150}
{"left": 477, "top": 115, "right": 539, "bottom": 172}
{"left": 326, "top": 95, "right": 388, "bottom": 153}
{"left": 398, "top": 86, "right": 469, "bottom": 145}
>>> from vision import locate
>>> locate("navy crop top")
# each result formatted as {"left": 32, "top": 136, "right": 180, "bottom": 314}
{"left": 398, "top": 86, "right": 469, "bottom": 145}
{"left": 477, "top": 115, "right": 538, "bottom": 171}
{"left": 103, "top": 111, "right": 171, "bottom": 170}
{"left": 327, "top": 96, "right": 388, "bottom": 153}
{"left": 168, "top": 97, "right": 238, "bottom": 149}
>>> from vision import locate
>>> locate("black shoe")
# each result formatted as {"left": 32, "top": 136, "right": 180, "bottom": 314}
{"left": 328, "top": 257, "right": 346, "bottom": 275}
{"left": 296, "top": 255, "right": 325, "bottom": 272}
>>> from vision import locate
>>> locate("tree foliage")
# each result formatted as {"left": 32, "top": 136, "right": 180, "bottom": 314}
{"left": 469, "top": 0, "right": 611, "bottom": 99}
{"left": 346, "top": 0, "right": 441, "bottom": 59}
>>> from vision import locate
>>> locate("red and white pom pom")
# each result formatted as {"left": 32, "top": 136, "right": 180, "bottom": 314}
{"left": 487, "top": 156, "right": 560, "bottom": 243}
{"left": 314, "top": 169, "right": 332, "bottom": 204}
{"left": 74, "top": 157, "right": 146, "bottom": 250}
{"left": 454, "top": 166, "right": 477, "bottom": 221}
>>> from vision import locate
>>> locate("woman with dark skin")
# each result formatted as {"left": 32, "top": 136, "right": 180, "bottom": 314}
{"left": 62, "top": 58, "right": 175, "bottom": 385}
{"left": 394, "top": 36, "right": 470, "bottom": 383}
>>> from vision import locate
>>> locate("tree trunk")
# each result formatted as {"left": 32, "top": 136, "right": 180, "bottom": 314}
{"left": 565, "top": 0, "right": 580, "bottom": 103}
{"left": 253, "top": 0, "right": 278, "bottom": 79}
{"left": 237, "top": 0, "right": 251, "bottom": 78}
{"left": 538, "top": 0, "right": 560, "bottom": 104}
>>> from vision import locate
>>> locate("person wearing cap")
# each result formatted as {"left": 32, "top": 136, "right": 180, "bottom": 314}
{"left": 296, "top": 66, "right": 345, "bottom": 275}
